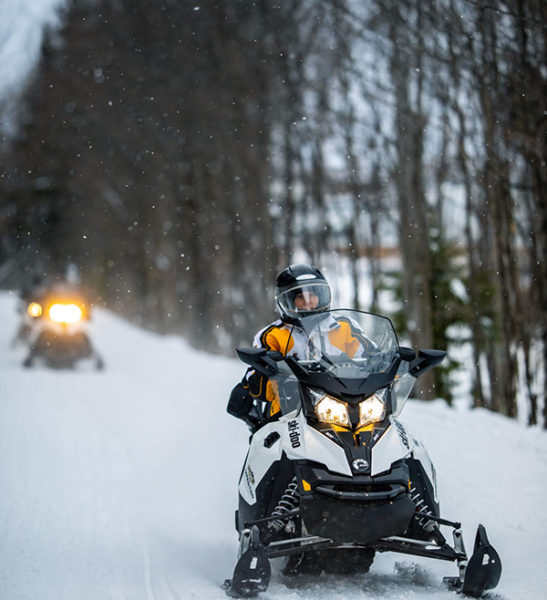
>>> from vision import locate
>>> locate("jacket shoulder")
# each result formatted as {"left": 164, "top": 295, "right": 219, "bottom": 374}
{"left": 252, "top": 319, "right": 287, "bottom": 349}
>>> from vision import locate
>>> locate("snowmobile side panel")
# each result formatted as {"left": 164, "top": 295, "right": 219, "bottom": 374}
{"left": 238, "top": 454, "right": 296, "bottom": 532}
{"left": 410, "top": 437, "right": 438, "bottom": 503}
{"left": 404, "top": 457, "right": 441, "bottom": 541}
{"left": 371, "top": 418, "right": 411, "bottom": 476}
{"left": 239, "top": 422, "right": 284, "bottom": 505}
{"left": 407, "top": 457, "right": 439, "bottom": 517}
{"left": 239, "top": 410, "right": 351, "bottom": 507}
{"left": 282, "top": 410, "right": 352, "bottom": 476}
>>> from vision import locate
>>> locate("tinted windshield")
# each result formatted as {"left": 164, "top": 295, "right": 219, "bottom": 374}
{"left": 272, "top": 310, "right": 400, "bottom": 414}
{"left": 295, "top": 309, "right": 398, "bottom": 376}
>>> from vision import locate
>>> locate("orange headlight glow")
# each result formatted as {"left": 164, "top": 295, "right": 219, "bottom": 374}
{"left": 27, "top": 302, "right": 43, "bottom": 318}
{"left": 49, "top": 303, "right": 83, "bottom": 324}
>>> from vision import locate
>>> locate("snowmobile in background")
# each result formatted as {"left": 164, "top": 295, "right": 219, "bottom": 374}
{"left": 224, "top": 310, "right": 501, "bottom": 598}
{"left": 11, "top": 275, "right": 47, "bottom": 348}
{"left": 20, "top": 283, "right": 104, "bottom": 370}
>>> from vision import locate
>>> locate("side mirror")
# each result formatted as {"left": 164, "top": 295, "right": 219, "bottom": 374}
{"left": 409, "top": 349, "right": 446, "bottom": 377}
{"left": 236, "top": 347, "right": 281, "bottom": 376}
{"left": 399, "top": 346, "right": 416, "bottom": 362}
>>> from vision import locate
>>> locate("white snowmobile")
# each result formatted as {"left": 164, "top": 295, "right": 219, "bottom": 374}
{"left": 224, "top": 309, "right": 501, "bottom": 598}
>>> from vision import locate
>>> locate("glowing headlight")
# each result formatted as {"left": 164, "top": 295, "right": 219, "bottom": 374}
{"left": 27, "top": 302, "right": 42, "bottom": 318}
{"left": 358, "top": 393, "right": 386, "bottom": 428}
{"left": 49, "top": 303, "right": 82, "bottom": 324}
{"left": 314, "top": 395, "right": 351, "bottom": 428}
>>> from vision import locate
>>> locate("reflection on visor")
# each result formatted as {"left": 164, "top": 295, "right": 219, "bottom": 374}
{"left": 278, "top": 282, "right": 331, "bottom": 316}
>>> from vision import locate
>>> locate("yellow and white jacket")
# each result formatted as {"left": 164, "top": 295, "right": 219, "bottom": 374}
{"left": 243, "top": 315, "right": 375, "bottom": 416}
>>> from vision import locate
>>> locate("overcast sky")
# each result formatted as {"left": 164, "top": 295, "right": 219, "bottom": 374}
{"left": 0, "top": 0, "right": 65, "bottom": 102}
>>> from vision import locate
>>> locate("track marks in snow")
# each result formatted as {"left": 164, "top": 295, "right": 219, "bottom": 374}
{"left": 264, "top": 558, "right": 451, "bottom": 599}
{"left": 1, "top": 293, "right": 546, "bottom": 600}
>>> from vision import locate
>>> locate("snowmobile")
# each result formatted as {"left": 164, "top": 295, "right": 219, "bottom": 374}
{"left": 21, "top": 284, "right": 103, "bottom": 370}
{"left": 224, "top": 309, "right": 501, "bottom": 598}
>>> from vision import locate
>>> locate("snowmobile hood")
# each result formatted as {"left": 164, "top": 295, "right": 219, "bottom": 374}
{"left": 285, "top": 353, "right": 401, "bottom": 402}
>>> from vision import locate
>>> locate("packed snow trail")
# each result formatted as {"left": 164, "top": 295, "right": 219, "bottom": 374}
{"left": 0, "top": 291, "right": 545, "bottom": 599}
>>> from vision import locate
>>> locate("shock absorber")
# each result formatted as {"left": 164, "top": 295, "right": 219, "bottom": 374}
{"left": 269, "top": 477, "right": 300, "bottom": 533}
{"left": 410, "top": 485, "right": 437, "bottom": 534}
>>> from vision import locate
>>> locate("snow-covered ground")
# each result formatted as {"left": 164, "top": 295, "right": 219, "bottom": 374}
{"left": 0, "top": 290, "right": 545, "bottom": 600}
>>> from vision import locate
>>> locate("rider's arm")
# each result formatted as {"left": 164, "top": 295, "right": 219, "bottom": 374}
{"left": 227, "top": 322, "right": 288, "bottom": 424}
{"left": 246, "top": 323, "right": 292, "bottom": 416}
{"left": 245, "top": 367, "right": 281, "bottom": 416}
{"left": 329, "top": 319, "right": 378, "bottom": 358}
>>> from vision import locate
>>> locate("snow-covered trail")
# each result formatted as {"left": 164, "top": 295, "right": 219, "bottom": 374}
{"left": 0, "top": 292, "right": 246, "bottom": 600}
{"left": 0, "top": 291, "right": 545, "bottom": 599}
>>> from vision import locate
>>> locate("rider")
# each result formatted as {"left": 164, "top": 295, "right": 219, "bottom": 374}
{"left": 227, "top": 264, "right": 375, "bottom": 429}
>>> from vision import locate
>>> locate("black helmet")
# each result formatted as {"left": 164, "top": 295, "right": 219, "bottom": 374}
{"left": 275, "top": 264, "right": 331, "bottom": 324}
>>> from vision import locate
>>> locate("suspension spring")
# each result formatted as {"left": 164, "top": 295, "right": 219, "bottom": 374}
{"left": 269, "top": 477, "right": 300, "bottom": 532}
{"left": 410, "top": 485, "right": 436, "bottom": 533}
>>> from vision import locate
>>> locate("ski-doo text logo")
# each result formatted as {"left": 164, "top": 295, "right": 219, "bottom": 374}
{"left": 394, "top": 420, "right": 410, "bottom": 449}
{"left": 244, "top": 465, "right": 255, "bottom": 500}
{"left": 287, "top": 420, "right": 301, "bottom": 448}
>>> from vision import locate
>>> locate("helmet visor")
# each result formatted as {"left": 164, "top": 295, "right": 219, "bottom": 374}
{"left": 277, "top": 281, "right": 331, "bottom": 319}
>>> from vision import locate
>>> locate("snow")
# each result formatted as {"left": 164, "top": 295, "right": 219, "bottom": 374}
{"left": 0, "top": 0, "right": 64, "bottom": 102}
{"left": 0, "top": 290, "right": 545, "bottom": 599}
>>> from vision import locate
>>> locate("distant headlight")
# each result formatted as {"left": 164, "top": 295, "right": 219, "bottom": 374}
{"left": 310, "top": 390, "right": 351, "bottom": 428}
{"left": 49, "top": 303, "right": 82, "bottom": 324}
{"left": 27, "top": 302, "right": 42, "bottom": 318}
{"left": 358, "top": 393, "right": 386, "bottom": 428}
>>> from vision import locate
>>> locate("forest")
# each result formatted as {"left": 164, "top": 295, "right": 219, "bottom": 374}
{"left": 0, "top": 0, "right": 545, "bottom": 426}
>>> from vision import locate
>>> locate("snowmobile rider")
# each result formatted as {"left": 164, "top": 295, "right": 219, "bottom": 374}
{"left": 227, "top": 263, "right": 376, "bottom": 430}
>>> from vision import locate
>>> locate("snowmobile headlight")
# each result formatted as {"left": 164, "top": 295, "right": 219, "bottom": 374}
{"left": 27, "top": 302, "right": 42, "bottom": 318}
{"left": 358, "top": 393, "right": 386, "bottom": 428}
{"left": 313, "top": 394, "right": 351, "bottom": 428}
{"left": 49, "top": 303, "right": 83, "bottom": 324}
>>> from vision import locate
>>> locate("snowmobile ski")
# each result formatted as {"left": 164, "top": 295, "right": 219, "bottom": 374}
{"left": 462, "top": 525, "right": 502, "bottom": 595}
{"left": 224, "top": 526, "right": 271, "bottom": 598}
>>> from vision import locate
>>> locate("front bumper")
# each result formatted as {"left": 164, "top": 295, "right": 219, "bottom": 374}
{"left": 295, "top": 462, "right": 416, "bottom": 544}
